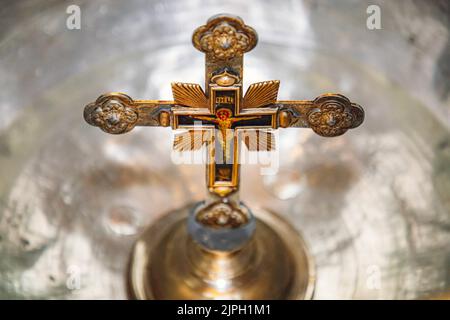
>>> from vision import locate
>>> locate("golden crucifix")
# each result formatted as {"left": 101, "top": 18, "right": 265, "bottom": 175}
{"left": 83, "top": 14, "right": 365, "bottom": 300}
{"left": 84, "top": 14, "right": 364, "bottom": 199}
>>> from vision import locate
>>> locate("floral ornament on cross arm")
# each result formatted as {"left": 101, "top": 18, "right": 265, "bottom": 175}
{"left": 307, "top": 94, "right": 364, "bottom": 137}
{"left": 84, "top": 93, "right": 138, "bottom": 134}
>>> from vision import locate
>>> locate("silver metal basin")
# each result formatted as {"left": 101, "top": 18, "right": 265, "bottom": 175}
{"left": 0, "top": 0, "right": 449, "bottom": 299}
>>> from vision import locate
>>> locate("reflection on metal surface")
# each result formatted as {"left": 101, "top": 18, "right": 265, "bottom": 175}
{"left": 129, "top": 204, "right": 315, "bottom": 300}
{"left": 0, "top": 0, "right": 449, "bottom": 299}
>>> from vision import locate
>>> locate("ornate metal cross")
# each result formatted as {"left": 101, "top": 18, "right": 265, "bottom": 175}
{"left": 84, "top": 14, "right": 364, "bottom": 198}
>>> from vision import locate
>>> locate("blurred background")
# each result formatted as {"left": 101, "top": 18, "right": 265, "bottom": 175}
{"left": 0, "top": 0, "right": 449, "bottom": 299}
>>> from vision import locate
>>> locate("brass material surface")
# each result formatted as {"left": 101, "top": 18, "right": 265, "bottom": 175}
{"left": 129, "top": 204, "right": 315, "bottom": 300}
{"left": 171, "top": 82, "right": 208, "bottom": 109}
{"left": 211, "top": 71, "right": 239, "bottom": 86}
{"left": 192, "top": 14, "right": 258, "bottom": 60}
{"left": 243, "top": 80, "right": 280, "bottom": 108}
{"left": 278, "top": 110, "right": 292, "bottom": 128}
{"left": 195, "top": 201, "right": 249, "bottom": 228}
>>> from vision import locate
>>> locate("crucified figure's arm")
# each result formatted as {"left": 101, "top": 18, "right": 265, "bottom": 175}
{"left": 189, "top": 115, "right": 219, "bottom": 124}
{"left": 229, "top": 116, "right": 261, "bottom": 124}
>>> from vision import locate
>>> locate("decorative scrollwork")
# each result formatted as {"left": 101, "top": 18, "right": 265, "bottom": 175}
{"left": 195, "top": 201, "right": 249, "bottom": 228}
{"left": 192, "top": 14, "right": 258, "bottom": 60}
{"left": 307, "top": 94, "right": 364, "bottom": 137}
{"left": 84, "top": 93, "right": 138, "bottom": 134}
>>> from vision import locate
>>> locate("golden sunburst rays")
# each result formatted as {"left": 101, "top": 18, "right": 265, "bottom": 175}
{"left": 243, "top": 80, "right": 280, "bottom": 109}
{"left": 172, "top": 80, "right": 280, "bottom": 113}
{"left": 173, "top": 127, "right": 275, "bottom": 159}
{"left": 171, "top": 83, "right": 208, "bottom": 108}
{"left": 242, "top": 129, "right": 276, "bottom": 152}
{"left": 173, "top": 129, "right": 212, "bottom": 152}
